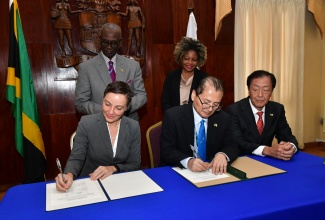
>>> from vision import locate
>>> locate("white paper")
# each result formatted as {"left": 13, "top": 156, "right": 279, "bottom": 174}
{"left": 100, "top": 170, "right": 163, "bottom": 200}
{"left": 46, "top": 178, "right": 107, "bottom": 211}
{"left": 172, "top": 167, "right": 229, "bottom": 183}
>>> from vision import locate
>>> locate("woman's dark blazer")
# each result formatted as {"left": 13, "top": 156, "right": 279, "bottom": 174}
{"left": 161, "top": 68, "right": 207, "bottom": 112}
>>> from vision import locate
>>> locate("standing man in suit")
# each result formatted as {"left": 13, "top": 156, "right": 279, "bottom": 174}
{"left": 160, "top": 76, "right": 239, "bottom": 174}
{"left": 226, "top": 70, "right": 298, "bottom": 160}
{"left": 75, "top": 23, "right": 147, "bottom": 121}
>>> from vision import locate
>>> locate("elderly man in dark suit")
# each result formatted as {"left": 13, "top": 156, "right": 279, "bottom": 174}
{"left": 160, "top": 76, "right": 239, "bottom": 175}
{"left": 226, "top": 70, "right": 298, "bottom": 160}
{"left": 75, "top": 23, "right": 147, "bottom": 121}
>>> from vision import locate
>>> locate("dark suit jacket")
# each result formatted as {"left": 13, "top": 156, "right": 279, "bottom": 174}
{"left": 226, "top": 97, "right": 299, "bottom": 155}
{"left": 75, "top": 53, "right": 147, "bottom": 120}
{"left": 161, "top": 68, "right": 207, "bottom": 112}
{"left": 160, "top": 104, "right": 239, "bottom": 167}
{"left": 64, "top": 113, "right": 141, "bottom": 177}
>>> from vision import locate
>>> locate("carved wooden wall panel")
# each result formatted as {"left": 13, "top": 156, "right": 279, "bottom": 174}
{"left": 0, "top": 0, "right": 235, "bottom": 185}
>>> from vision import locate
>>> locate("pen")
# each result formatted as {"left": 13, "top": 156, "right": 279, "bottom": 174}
{"left": 56, "top": 158, "right": 66, "bottom": 183}
{"left": 190, "top": 144, "right": 198, "bottom": 159}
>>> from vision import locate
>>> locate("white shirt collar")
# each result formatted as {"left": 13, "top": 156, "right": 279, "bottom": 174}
{"left": 249, "top": 98, "right": 265, "bottom": 114}
{"left": 192, "top": 104, "right": 207, "bottom": 126}
{"left": 101, "top": 51, "right": 117, "bottom": 65}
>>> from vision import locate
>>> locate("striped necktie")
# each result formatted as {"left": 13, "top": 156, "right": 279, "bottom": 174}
{"left": 256, "top": 111, "right": 264, "bottom": 135}
{"left": 197, "top": 119, "right": 206, "bottom": 161}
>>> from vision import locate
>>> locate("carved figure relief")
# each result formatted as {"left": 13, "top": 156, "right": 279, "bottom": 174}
{"left": 50, "top": 0, "right": 145, "bottom": 70}
{"left": 51, "top": 0, "right": 81, "bottom": 57}
{"left": 118, "top": 0, "right": 145, "bottom": 58}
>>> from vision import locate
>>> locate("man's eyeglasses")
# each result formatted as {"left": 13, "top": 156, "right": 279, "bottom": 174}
{"left": 100, "top": 39, "right": 121, "bottom": 48}
{"left": 197, "top": 94, "right": 222, "bottom": 111}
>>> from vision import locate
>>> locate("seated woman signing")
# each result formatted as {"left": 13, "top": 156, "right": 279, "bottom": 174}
{"left": 55, "top": 81, "right": 141, "bottom": 192}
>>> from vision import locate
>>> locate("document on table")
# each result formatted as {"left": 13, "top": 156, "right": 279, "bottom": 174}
{"left": 172, "top": 157, "right": 286, "bottom": 188}
{"left": 46, "top": 178, "right": 107, "bottom": 211}
{"left": 46, "top": 170, "right": 163, "bottom": 211}
{"left": 100, "top": 170, "right": 163, "bottom": 200}
{"left": 172, "top": 167, "right": 229, "bottom": 183}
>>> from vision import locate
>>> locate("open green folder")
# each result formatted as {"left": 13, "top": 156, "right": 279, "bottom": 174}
{"left": 172, "top": 156, "right": 286, "bottom": 188}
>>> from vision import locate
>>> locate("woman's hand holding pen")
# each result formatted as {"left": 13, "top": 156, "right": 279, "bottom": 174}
{"left": 188, "top": 158, "right": 210, "bottom": 172}
{"left": 55, "top": 173, "right": 73, "bottom": 192}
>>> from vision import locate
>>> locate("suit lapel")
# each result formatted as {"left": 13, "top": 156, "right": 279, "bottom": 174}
{"left": 94, "top": 55, "right": 111, "bottom": 86}
{"left": 206, "top": 114, "right": 218, "bottom": 151}
{"left": 264, "top": 102, "right": 274, "bottom": 135}
{"left": 242, "top": 98, "right": 261, "bottom": 139}
{"left": 190, "top": 69, "right": 201, "bottom": 99}
{"left": 97, "top": 113, "right": 114, "bottom": 157}
{"left": 115, "top": 117, "right": 126, "bottom": 157}
{"left": 181, "top": 105, "right": 195, "bottom": 147}
{"left": 173, "top": 69, "right": 182, "bottom": 103}
{"left": 115, "top": 55, "right": 127, "bottom": 81}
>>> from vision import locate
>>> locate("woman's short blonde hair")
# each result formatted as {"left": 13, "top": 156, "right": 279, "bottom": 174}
{"left": 173, "top": 37, "right": 207, "bottom": 68}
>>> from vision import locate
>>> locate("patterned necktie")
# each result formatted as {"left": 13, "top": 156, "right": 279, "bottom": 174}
{"left": 256, "top": 111, "right": 264, "bottom": 135}
{"left": 197, "top": 119, "right": 206, "bottom": 161}
{"left": 108, "top": 61, "right": 116, "bottom": 82}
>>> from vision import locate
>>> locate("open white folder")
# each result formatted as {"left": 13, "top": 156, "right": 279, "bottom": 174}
{"left": 46, "top": 170, "right": 163, "bottom": 211}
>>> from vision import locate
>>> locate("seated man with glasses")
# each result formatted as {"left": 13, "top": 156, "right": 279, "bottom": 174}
{"left": 160, "top": 76, "right": 239, "bottom": 174}
{"left": 226, "top": 70, "right": 298, "bottom": 160}
{"left": 75, "top": 22, "right": 147, "bottom": 121}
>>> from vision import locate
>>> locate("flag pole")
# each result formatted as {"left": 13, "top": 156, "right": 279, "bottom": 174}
{"left": 188, "top": 0, "right": 194, "bottom": 14}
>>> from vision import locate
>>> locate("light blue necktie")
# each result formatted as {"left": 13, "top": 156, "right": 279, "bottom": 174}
{"left": 197, "top": 119, "right": 206, "bottom": 162}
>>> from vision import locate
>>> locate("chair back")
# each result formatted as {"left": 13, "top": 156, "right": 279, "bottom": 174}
{"left": 146, "top": 121, "right": 162, "bottom": 168}
{"left": 70, "top": 131, "right": 76, "bottom": 150}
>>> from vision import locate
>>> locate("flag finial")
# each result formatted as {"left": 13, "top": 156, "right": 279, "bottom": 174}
{"left": 188, "top": 0, "right": 194, "bottom": 14}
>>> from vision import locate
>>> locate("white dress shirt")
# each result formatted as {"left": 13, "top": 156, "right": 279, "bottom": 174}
{"left": 107, "top": 121, "right": 121, "bottom": 157}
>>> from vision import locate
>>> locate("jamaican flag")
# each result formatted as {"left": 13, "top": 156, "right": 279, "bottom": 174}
{"left": 6, "top": 0, "right": 46, "bottom": 183}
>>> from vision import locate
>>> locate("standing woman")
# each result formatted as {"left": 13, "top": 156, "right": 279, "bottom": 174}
{"left": 55, "top": 81, "right": 141, "bottom": 192}
{"left": 161, "top": 37, "right": 208, "bottom": 112}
